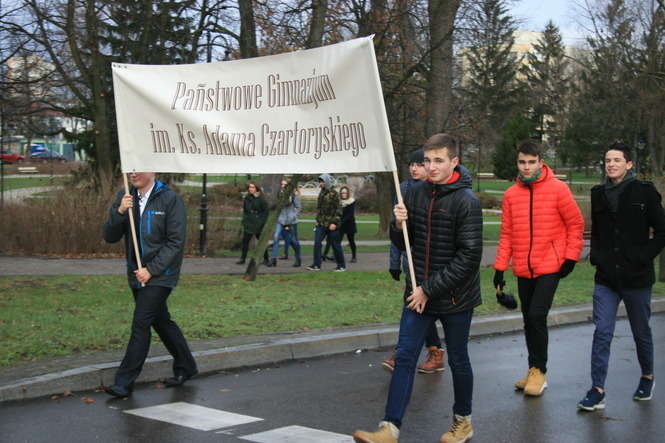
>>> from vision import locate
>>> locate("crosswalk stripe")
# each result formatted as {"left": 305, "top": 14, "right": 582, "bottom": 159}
{"left": 124, "top": 402, "right": 262, "bottom": 431}
{"left": 239, "top": 425, "right": 353, "bottom": 442}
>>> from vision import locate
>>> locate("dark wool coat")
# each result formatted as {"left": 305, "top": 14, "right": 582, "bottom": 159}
{"left": 242, "top": 193, "right": 268, "bottom": 235}
{"left": 590, "top": 180, "right": 665, "bottom": 290}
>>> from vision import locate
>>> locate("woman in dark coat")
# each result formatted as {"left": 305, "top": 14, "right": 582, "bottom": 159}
{"left": 237, "top": 182, "right": 269, "bottom": 265}
{"left": 325, "top": 185, "right": 358, "bottom": 263}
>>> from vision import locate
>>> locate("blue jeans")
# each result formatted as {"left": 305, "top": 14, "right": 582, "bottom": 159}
{"left": 271, "top": 224, "right": 301, "bottom": 259}
{"left": 271, "top": 224, "right": 290, "bottom": 258}
{"left": 384, "top": 307, "right": 473, "bottom": 427}
{"left": 313, "top": 225, "right": 345, "bottom": 267}
{"left": 591, "top": 284, "right": 653, "bottom": 389}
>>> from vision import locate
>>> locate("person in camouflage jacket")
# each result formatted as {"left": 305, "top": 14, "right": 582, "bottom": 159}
{"left": 307, "top": 173, "right": 346, "bottom": 271}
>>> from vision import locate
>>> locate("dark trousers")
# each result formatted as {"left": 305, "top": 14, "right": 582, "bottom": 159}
{"left": 114, "top": 286, "right": 197, "bottom": 388}
{"left": 591, "top": 284, "right": 653, "bottom": 389}
{"left": 425, "top": 321, "right": 442, "bottom": 348}
{"left": 313, "top": 225, "right": 345, "bottom": 267}
{"left": 384, "top": 307, "right": 473, "bottom": 427}
{"left": 240, "top": 232, "right": 269, "bottom": 261}
{"left": 325, "top": 232, "right": 357, "bottom": 258}
{"left": 517, "top": 273, "right": 560, "bottom": 373}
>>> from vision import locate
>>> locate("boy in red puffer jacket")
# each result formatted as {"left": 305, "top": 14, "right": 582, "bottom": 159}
{"left": 493, "top": 140, "right": 584, "bottom": 397}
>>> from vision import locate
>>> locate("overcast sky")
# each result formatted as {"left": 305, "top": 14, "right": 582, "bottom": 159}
{"left": 509, "top": 0, "right": 589, "bottom": 46}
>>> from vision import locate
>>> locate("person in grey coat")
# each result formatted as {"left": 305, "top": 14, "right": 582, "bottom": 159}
{"left": 268, "top": 179, "right": 303, "bottom": 267}
{"left": 102, "top": 172, "right": 197, "bottom": 398}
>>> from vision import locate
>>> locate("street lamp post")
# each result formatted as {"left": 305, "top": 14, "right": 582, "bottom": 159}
{"left": 198, "top": 33, "right": 230, "bottom": 256}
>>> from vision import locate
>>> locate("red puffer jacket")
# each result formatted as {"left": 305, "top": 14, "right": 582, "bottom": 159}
{"left": 494, "top": 164, "right": 584, "bottom": 278}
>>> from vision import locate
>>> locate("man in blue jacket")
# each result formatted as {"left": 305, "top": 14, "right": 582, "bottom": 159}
{"left": 578, "top": 143, "right": 665, "bottom": 411}
{"left": 102, "top": 172, "right": 197, "bottom": 397}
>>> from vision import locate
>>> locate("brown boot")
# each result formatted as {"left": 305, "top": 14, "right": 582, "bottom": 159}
{"left": 524, "top": 367, "right": 548, "bottom": 396}
{"left": 440, "top": 415, "right": 473, "bottom": 443}
{"left": 353, "top": 421, "right": 399, "bottom": 443}
{"left": 514, "top": 369, "right": 530, "bottom": 390}
{"left": 381, "top": 352, "right": 396, "bottom": 372}
{"left": 418, "top": 347, "right": 445, "bottom": 374}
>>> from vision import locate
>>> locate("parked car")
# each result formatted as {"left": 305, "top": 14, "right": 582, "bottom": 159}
{"left": 29, "top": 149, "right": 67, "bottom": 163}
{"left": 0, "top": 150, "right": 25, "bottom": 164}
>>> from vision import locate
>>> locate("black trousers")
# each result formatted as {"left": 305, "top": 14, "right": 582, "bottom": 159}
{"left": 517, "top": 273, "right": 560, "bottom": 373}
{"left": 240, "top": 232, "right": 269, "bottom": 261}
{"left": 114, "top": 286, "right": 197, "bottom": 388}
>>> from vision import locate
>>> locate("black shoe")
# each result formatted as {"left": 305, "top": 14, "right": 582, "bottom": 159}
{"left": 279, "top": 255, "right": 289, "bottom": 260}
{"left": 104, "top": 384, "right": 132, "bottom": 398}
{"left": 262, "top": 258, "right": 271, "bottom": 266}
{"left": 325, "top": 255, "right": 335, "bottom": 261}
{"left": 267, "top": 258, "right": 277, "bottom": 267}
{"left": 350, "top": 257, "right": 357, "bottom": 263}
{"left": 293, "top": 258, "right": 301, "bottom": 267}
{"left": 164, "top": 371, "right": 198, "bottom": 388}
{"left": 236, "top": 259, "right": 246, "bottom": 265}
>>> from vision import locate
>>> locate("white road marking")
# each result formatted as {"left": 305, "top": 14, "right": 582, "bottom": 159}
{"left": 240, "top": 425, "right": 354, "bottom": 442}
{"left": 124, "top": 402, "right": 262, "bottom": 431}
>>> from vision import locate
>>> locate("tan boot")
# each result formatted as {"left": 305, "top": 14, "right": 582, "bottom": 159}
{"left": 514, "top": 369, "right": 530, "bottom": 390}
{"left": 440, "top": 414, "right": 473, "bottom": 443}
{"left": 524, "top": 367, "right": 548, "bottom": 396}
{"left": 353, "top": 421, "right": 399, "bottom": 443}
{"left": 418, "top": 347, "right": 445, "bottom": 374}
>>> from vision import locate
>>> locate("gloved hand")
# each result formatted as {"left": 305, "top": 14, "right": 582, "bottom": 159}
{"left": 493, "top": 270, "right": 505, "bottom": 290}
{"left": 558, "top": 259, "right": 576, "bottom": 279}
{"left": 389, "top": 269, "right": 401, "bottom": 281}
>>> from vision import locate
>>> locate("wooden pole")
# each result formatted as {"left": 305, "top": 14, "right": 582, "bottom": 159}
{"left": 392, "top": 169, "right": 417, "bottom": 288}
{"left": 123, "top": 174, "right": 144, "bottom": 283}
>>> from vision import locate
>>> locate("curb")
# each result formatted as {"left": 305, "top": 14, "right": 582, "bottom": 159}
{"left": 2, "top": 299, "right": 664, "bottom": 403}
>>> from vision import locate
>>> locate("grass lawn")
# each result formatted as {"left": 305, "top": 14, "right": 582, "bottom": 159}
{"left": 1, "top": 176, "right": 67, "bottom": 191}
{"left": 2, "top": 262, "right": 662, "bottom": 367}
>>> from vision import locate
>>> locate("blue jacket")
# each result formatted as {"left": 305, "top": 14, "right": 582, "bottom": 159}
{"left": 103, "top": 181, "right": 186, "bottom": 289}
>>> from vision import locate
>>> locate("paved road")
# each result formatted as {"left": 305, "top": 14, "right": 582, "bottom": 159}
{"left": 1, "top": 316, "right": 662, "bottom": 443}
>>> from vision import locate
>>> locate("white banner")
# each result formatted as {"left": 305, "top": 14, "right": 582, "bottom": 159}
{"left": 112, "top": 37, "right": 396, "bottom": 174}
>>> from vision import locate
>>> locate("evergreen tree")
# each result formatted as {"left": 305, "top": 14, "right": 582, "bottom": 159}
{"left": 522, "top": 21, "right": 569, "bottom": 146}
{"left": 461, "top": 0, "right": 520, "bottom": 166}
{"left": 493, "top": 113, "right": 535, "bottom": 180}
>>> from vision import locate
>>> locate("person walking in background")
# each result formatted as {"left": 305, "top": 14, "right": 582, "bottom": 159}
{"left": 237, "top": 182, "right": 269, "bottom": 266}
{"left": 577, "top": 142, "right": 665, "bottom": 411}
{"left": 353, "top": 134, "right": 482, "bottom": 443}
{"left": 324, "top": 185, "right": 358, "bottom": 263}
{"left": 268, "top": 179, "right": 303, "bottom": 268}
{"left": 102, "top": 172, "right": 197, "bottom": 398}
{"left": 493, "top": 140, "right": 584, "bottom": 397}
{"left": 307, "top": 173, "right": 346, "bottom": 272}
{"left": 383, "top": 148, "right": 446, "bottom": 375}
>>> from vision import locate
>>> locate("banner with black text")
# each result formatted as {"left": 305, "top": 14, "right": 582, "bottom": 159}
{"left": 112, "top": 37, "right": 396, "bottom": 174}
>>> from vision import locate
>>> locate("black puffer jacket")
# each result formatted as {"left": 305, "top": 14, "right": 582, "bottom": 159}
{"left": 590, "top": 180, "right": 665, "bottom": 290}
{"left": 390, "top": 165, "right": 483, "bottom": 315}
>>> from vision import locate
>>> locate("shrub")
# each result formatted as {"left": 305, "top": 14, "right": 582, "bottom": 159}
{"left": 355, "top": 183, "right": 378, "bottom": 213}
{"left": 475, "top": 192, "right": 500, "bottom": 209}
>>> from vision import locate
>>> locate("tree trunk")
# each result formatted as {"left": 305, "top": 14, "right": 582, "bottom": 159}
{"left": 244, "top": 176, "right": 301, "bottom": 281}
{"left": 306, "top": 0, "right": 328, "bottom": 49}
{"left": 238, "top": 0, "right": 258, "bottom": 58}
{"left": 85, "top": 0, "right": 113, "bottom": 194}
{"left": 426, "top": 0, "right": 460, "bottom": 135}
{"left": 375, "top": 171, "right": 394, "bottom": 235}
